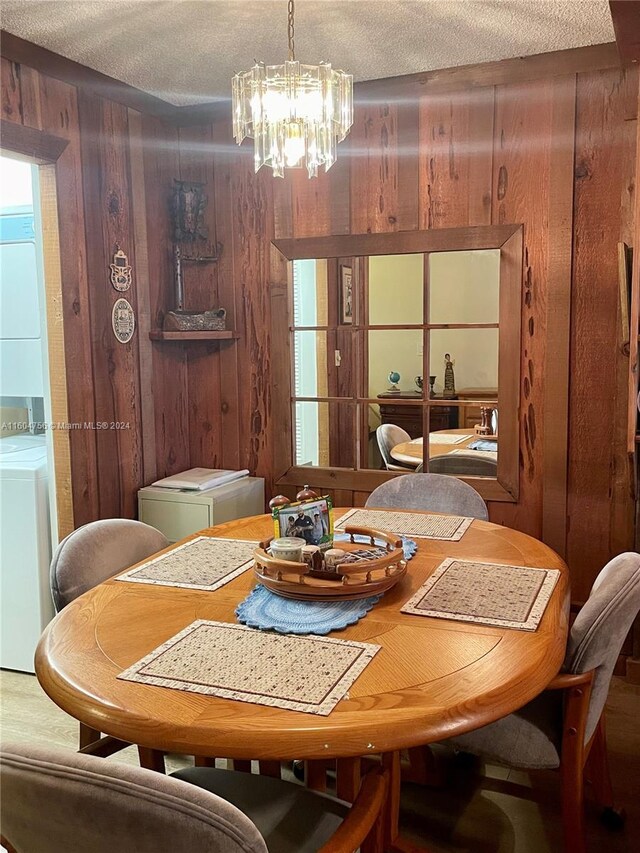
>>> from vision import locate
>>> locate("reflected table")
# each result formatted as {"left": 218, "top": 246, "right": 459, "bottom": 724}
{"left": 36, "top": 509, "right": 568, "bottom": 852}
{"left": 391, "top": 428, "right": 497, "bottom": 467}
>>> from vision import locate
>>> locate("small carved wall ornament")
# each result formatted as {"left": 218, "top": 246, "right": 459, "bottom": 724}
{"left": 110, "top": 246, "right": 132, "bottom": 292}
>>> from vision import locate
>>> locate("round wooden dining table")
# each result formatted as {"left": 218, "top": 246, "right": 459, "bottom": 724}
{"left": 36, "top": 508, "right": 569, "bottom": 852}
{"left": 391, "top": 428, "right": 497, "bottom": 467}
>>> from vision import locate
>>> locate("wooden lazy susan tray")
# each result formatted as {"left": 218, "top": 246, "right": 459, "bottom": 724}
{"left": 253, "top": 526, "right": 408, "bottom": 601}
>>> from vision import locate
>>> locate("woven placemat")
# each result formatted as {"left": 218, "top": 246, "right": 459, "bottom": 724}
{"left": 118, "top": 619, "right": 380, "bottom": 715}
{"left": 428, "top": 433, "right": 474, "bottom": 445}
{"left": 335, "top": 508, "right": 473, "bottom": 540}
{"left": 116, "top": 536, "right": 259, "bottom": 591}
{"left": 401, "top": 558, "right": 561, "bottom": 631}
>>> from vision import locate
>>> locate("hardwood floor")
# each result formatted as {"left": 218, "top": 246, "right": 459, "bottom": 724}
{"left": 1, "top": 669, "right": 638, "bottom": 852}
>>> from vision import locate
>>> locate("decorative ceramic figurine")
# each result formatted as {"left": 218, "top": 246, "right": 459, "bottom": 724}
{"left": 443, "top": 354, "right": 456, "bottom": 397}
{"left": 388, "top": 371, "right": 401, "bottom": 390}
{"left": 415, "top": 375, "right": 423, "bottom": 392}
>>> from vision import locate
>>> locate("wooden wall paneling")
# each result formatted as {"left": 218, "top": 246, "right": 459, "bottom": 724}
{"left": 394, "top": 98, "right": 420, "bottom": 231}
{"left": 350, "top": 101, "right": 400, "bottom": 234}
{"left": 609, "top": 1, "right": 640, "bottom": 64}
{"left": 418, "top": 86, "right": 495, "bottom": 229}
{"left": 19, "top": 65, "right": 42, "bottom": 130}
{"left": 178, "top": 125, "right": 223, "bottom": 469}
{"left": 230, "top": 150, "right": 274, "bottom": 489}
{"left": 291, "top": 166, "right": 332, "bottom": 237}
{"left": 629, "top": 82, "right": 640, "bottom": 457}
{"left": 141, "top": 114, "right": 190, "bottom": 479}
{"left": 541, "top": 75, "right": 577, "bottom": 559}
{"left": 568, "top": 67, "right": 638, "bottom": 600}
{"left": 78, "top": 92, "right": 143, "bottom": 518}
{"left": 1, "top": 57, "right": 21, "bottom": 122}
{"left": 212, "top": 121, "right": 241, "bottom": 470}
{"left": 177, "top": 125, "right": 219, "bottom": 310}
{"left": 329, "top": 131, "right": 351, "bottom": 235}
{"left": 127, "top": 108, "right": 157, "bottom": 485}
{"left": 488, "top": 79, "right": 555, "bottom": 538}
{"left": 38, "top": 74, "right": 100, "bottom": 526}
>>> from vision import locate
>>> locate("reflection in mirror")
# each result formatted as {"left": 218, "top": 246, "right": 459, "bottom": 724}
{"left": 429, "top": 406, "right": 498, "bottom": 476}
{"left": 428, "top": 328, "right": 499, "bottom": 397}
{"left": 368, "top": 254, "right": 423, "bottom": 325}
{"left": 293, "top": 330, "right": 328, "bottom": 398}
{"left": 429, "top": 250, "right": 500, "bottom": 324}
{"left": 368, "top": 329, "right": 424, "bottom": 398}
{"left": 292, "top": 258, "right": 328, "bottom": 326}
{"left": 294, "top": 401, "right": 355, "bottom": 469}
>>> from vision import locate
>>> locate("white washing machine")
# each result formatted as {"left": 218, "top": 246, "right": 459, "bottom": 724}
{"left": 0, "top": 433, "right": 53, "bottom": 672}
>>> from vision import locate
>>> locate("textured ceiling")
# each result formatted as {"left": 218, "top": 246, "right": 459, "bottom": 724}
{"left": 1, "top": 1, "right": 615, "bottom": 106}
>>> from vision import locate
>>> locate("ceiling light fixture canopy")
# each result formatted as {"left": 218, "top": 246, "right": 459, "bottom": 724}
{"left": 232, "top": 0, "right": 353, "bottom": 178}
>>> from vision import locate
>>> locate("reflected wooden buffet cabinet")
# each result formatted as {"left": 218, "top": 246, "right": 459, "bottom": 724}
{"left": 377, "top": 392, "right": 458, "bottom": 438}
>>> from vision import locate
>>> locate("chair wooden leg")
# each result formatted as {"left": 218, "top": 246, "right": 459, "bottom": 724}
{"left": 78, "top": 722, "right": 101, "bottom": 749}
{"left": 137, "top": 747, "right": 166, "bottom": 773}
{"left": 404, "top": 745, "right": 442, "bottom": 786}
{"left": 258, "top": 761, "right": 282, "bottom": 778}
{"left": 560, "top": 680, "right": 592, "bottom": 853}
{"left": 306, "top": 759, "right": 329, "bottom": 791}
{"left": 584, "top": 715, "right": 614, "bottom": 810}
{"left": 336, "top": 757, "right": 361, "bottom": 803}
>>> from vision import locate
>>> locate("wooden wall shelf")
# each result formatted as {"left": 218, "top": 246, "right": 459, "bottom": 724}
{"left": 149, "top": 330, "right": 239, "bottom": 342}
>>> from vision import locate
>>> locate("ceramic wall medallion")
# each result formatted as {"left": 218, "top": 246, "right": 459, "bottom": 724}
{"left": 112, "top": 297, "right": 135, "bottom": 343}
{"left": 110, "top": 246, "right": 132, "bottom": 292}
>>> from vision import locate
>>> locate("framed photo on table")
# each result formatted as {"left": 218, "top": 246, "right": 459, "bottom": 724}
{"left": 272, "top": 495, "right": 334, "bottom": 550}
{"left": 339, "top": 265, "right": 353, "bottom": 325}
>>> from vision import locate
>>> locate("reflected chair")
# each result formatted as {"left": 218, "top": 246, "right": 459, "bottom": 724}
{"left": 376, "top": 424, "right": 413, "bottom": 471}
{"left": 429, "top": 452, "right": 497, "bottom": 476}
{"left": 438, "top": 552, "right": 640, "bottom": 853}
{"left": 50, "top": 518, "right": 169, "bottom": 772}
{"left": 366, "top": 472, "right": 488, "bottom": 520}
{"left": 0, "top": 742, "right": 388, "bottom": 853}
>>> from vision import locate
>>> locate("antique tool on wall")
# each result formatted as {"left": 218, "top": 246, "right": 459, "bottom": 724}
{"left": 163, "top": 179, "right": 226, "bottom": 332}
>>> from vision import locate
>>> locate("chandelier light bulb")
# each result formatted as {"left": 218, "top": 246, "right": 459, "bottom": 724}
{"left": 232, "top": 2, "right": 353, "bottom": 177}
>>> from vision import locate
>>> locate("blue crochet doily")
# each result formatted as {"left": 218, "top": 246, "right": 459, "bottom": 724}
{"left": 236, "top": 536, "right": 417, "bottom": 635}
{"left": 236, "top": 585, "right": 382, "bottom": 635}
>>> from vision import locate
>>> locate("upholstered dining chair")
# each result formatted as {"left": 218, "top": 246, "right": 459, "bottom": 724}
{"left": 429, "top": 453, "right": 497, "bottom": 477}
{"left": 0, "top": 742, "right": 388, "bottom": 853}
{"left": 438, "top": 552, "right": 640, "bottom": 853}
{"left": 366, "top": 472, "right": 489, "bottom": 521}
{"left": 376, "top": 424, "right": 413, "bottom": 471}
{"left": 49, "top": 518, "right": 169, "bottom": 772}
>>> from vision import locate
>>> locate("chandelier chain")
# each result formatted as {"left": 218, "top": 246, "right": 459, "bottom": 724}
{"left": 287, "top": 0, "right": 295, "bottom": 61}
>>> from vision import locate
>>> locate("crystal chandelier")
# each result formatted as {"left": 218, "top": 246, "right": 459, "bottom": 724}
{"left": 232, "top": 0, "right": 353, "bottom": 178}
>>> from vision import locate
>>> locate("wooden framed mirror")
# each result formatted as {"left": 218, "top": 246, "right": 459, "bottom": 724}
{"left": 271, "top": 225, "right": 523, "bottom": 502}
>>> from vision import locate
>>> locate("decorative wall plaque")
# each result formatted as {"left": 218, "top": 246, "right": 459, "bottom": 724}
{"left": 110, "top": 246, "right": 132, "bottom": 291}
{"left": 172, "top": 180, "right": 208, "bottom": 242}
{"left": 112, "top": 298, "right": 135, "bottom": 343}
